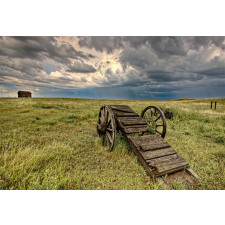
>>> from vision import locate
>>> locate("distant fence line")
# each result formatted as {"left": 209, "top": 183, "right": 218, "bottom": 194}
{"left": 211, "top": 101, "right": 217, "bottom": 110}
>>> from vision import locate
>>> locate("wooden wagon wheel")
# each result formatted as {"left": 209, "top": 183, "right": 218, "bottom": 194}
{"left": 141, "top": 106, "right": 167, "bottom": 138}
{"left": 97, "top": 105, "right": 116, "bottom": 151}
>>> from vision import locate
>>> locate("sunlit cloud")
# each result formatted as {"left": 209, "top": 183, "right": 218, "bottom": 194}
{"left": 49, "top": 71, "right": 64, "bottom": 78}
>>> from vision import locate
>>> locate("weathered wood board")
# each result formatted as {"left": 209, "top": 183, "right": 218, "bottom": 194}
{"left": 146, "top": 154, "right": 189, "bottom": 175}
{"left": 123, "top": 126, "right": 149, "bottom": 134}
{"left": 110, "top": 105, "right": 140, "bottom": 117}
{"left": 117, "top": 117, "right": 148, "bottom": 126}
{"left": 112, "top": 112, "right": 140, "bottom": 117}
{"left": 140, "top": 147, "right": 176, "bottom": 160}
{"left": 129, "top": 135, "right": 171, "bottom": 151}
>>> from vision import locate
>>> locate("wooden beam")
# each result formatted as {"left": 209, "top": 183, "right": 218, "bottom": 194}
{"left": 123, "top": 127, "right": 149, "bottom": 134}
{"left": 186, "top": 168, "right": 201, "bottom": 179}
{"left": 140, "top": 147, "right": 176, "bottom": 160}
{"left": 155, "top": 159, "right": 189, "bottom": 176}
{"left": 140, "top": 143, "right": 171, "bottom": 151}
{"left": 147, "top": 154, "right": 186, "bottom": 165}
{"left": 118, "top": 117, "right": 147, "bottom": 126}
{"left": 113, "top": 112, "right": 139, "bottom": 117}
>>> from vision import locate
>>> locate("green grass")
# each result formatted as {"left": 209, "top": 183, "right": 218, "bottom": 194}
{"left": 0, "top": 97, "right": 225, "bottom": 190}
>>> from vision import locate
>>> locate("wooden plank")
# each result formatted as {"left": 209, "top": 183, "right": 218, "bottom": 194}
{"left": 117, "top": 117, "right": 147, "bottom": 126}
{"left": 129, "top": 135, "right": 159, "bottom": 148}
{"left": 147, "top": 154, "right": 189, "bottom": 176}
{"left": 140, "top": 147, "right": 176, "bottom": 160}
{"left": 111, "top": 108, "right": 135, "bottom": 113}
{"left": 156, "top": 160, "right": 189, "bottom": 176}
{"left": 123, "top": 127, "right": 149, "bottom": 134}
{"left": 109, "top": 105, "right": 133, "bottom": 110}
{"left": 140, "top": 143, "right": 171, "bottom": 151}
{"left": 129, "top": 134, "right": 170, "bottom": 151}
{"left": 147, "top": 154, "right": 185, "bottom": 165}
{"left": 129, "top": 134, "right": 162, "bottom": 145}
{"left": 122, "top": 124, "right": 147, "bottom": 128}
{"left": 118, "top": 117, "right": 147, "bottom": 123}
{"left": 110, "top": 104, "right": 131, "bottom": 107}
{"left": 113, "top": 111, "right": 139, "bottom": 117}
{"left": 186, "top": 168, "right": 200, "bottom": 179}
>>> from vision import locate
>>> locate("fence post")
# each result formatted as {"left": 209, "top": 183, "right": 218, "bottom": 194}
{"left": 215, "top": 101, "right": 216, "bottom": 110}
{"left": 211, "top": 101, "right": 212, "bottom": 109}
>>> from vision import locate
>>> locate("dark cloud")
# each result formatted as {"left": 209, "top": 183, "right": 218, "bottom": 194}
{"left": 124, "top": 37, "right": 190, "bottom": 57}
{"left": 148, "top": 37, "right": 189, "bottom": 57}
{"left": 66, "top": 61, "right": 96, "bottom": 73}
{"left": 146, "top": 70, "right": 202, "bottom": 83}
{"left": 0, "top": 56, "right": 43, "bottom": 74}
{"left": 191, "top": 36, "right": 225, "bottom": 50}
{"left": 0, "top": 37, "right": 48, "bottom": 60}
{"left": 120, "top": 45, "right": 158, "bottom": 70}
{"left": 0, "top": 36, "right": 94, "bottom": 65}
{"left": 78, "top": 36, "right": 225, "bottom": 57}
{"left": 196, "top": 67, "right": 225, "bottom": 78}
{"left": 78, "top": 36, "right": 124, "bottom": 53}
{"left": 78, "top": 36, "right": 190, "bottom": 57}
{"left": 88, "top": 53, "right": 95, "bottom": 58}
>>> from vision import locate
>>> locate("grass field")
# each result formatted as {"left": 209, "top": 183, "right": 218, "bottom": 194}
{"left": 0, "top": 97, "right": 225, "bottom": 190}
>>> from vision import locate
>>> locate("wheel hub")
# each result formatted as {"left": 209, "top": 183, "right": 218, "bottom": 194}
{"left": 97, "top": 124, "right": 106, "bottom": 134}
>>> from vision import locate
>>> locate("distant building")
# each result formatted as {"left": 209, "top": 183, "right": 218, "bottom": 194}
{"left": 18, "top": 91, "right": 32, "bottom": 98}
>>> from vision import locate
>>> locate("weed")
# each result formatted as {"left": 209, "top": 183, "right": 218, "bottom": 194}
{"left": 49, "top": 122, "right": 56, "bottom": 126}
{"left": 58, "top": 114, "right": 77, "bottom": 123}
{"left": 214, "top": 136, "right": 225, "bottom": 144}
{"left": 20, "top": 110, "right": 30, "bottom": 113}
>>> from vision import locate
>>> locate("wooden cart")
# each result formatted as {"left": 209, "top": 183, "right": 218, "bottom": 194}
{"left": 97, "top": 105, "right": 199, "bottom": 180}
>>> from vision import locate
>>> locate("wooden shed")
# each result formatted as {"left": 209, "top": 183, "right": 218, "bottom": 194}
{"left": 18, "top": 91, "right": 32, "bottom": 98}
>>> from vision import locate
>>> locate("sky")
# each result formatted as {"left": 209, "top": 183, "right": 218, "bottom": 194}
{"left": 0, "top": 36, "right": 225, "bottom": 100}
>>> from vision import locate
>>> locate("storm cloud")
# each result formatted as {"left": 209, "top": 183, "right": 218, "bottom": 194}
{"left": 0, "top": 36, "right": 225, "bottom": 99}
{"left": 67, "top": 61, "right": 96, "bottom": 73}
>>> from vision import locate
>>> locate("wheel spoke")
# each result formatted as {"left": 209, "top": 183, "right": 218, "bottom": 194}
{"left": 100, "top": 116, "right": 104, "bottom": 124}
{"left": 105, "top": 110, "right": 109, "bottom": 124}
{"left": 106, "top": 119, "right": 111, "bottom": 127}
{"left": 103, "top": 108, "right": 107, "bottom": 124}
{"left": 106, "top": 127, "right": 113, "bottom": 132}
{"left": 145, "top": 112, "right": 150, "bottom": 122}
{"left": 156, "top": 124, "right": 163, "bottom": 127}
{"left": 100, "top": 109, "right": 105, "bottom": 123}
{"left": 155, "top": 129, "right": 162, "bottom": 135}
{"left": 149, "top": 109, "right": 151, "bottom": 119}
{"left": 101, "top": 108, "right": 104, "bottom": 117}
{"left": 155, "top": 115, "right": 161, "bottom": 122}
{"left": 106, "top": 131, "right": 113, "bottom": 144}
